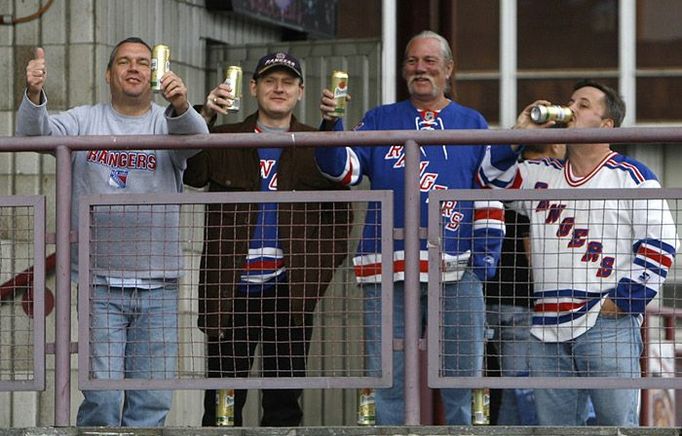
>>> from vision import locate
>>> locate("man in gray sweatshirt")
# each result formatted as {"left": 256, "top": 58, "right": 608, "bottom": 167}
{"left": 16, "top": 37, "right": 208, "bottom": 427}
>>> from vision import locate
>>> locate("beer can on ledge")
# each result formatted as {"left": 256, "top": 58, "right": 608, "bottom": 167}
{"left": 216, "top": 388, "right": 235, "bottom": 426}
{"left": 530, "top": 105, "right": 573, "bottom": 124}
{"left": 223, "top": 65, "right": 243, "bottom": 112}
{"left": 471, "top": 387, "right": 490, "bottom": 425}
{"left": 331, "top": 70, "right": 349, "bottom": 117}
{"left": 357, "top": 388, "right": 376, "bottom": 425}
{"left": 151, "top": 44, "right": 170, "bottom": 93}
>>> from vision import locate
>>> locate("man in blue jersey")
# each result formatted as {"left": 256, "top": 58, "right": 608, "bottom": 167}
{"left": 16, "top": 37, "right": 208, "bottom": 426}
{"left": 184, "top": 52, "right": 351, "bottom": 427}
{"left": 508, "top": 80, "right": 679, "bottom": 425}
{"left": 315, "top": 30, "right": 514, "bottom": 425}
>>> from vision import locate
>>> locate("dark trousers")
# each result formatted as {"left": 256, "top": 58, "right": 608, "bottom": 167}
{"left": 203, "top": 285, "right": 313, "bottom": 427}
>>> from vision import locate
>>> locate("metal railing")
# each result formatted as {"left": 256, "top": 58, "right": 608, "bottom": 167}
{"left": 1, "top": 126, "right": 682, "bottom": 426}
{"left": 0, "top": 195, "right": 46, "bottom": 392}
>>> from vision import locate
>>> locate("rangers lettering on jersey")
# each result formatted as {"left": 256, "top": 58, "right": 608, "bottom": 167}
{"left": 536, "top": 197, "right": 616, "bottom": 279}
{"left": 87, "top": 150, "right": 157, "bottom": 171}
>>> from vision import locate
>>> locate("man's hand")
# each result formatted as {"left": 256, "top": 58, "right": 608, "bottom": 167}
{"left": 160, "top": 70, "right": 190, "bottom": 115}
{"left": 600, "top": 297, "right": 623, "bottom": 317}
{"left": 514, "top": 99, "right": 554, "bottom": 130}
{"left": 201, "top": 82, "right": 234, "bottom": 124}
{"left": 320, "top": 88, "right": 350, "bottom": 121}
{"left": 26, "top": 47, "right": 47, "bottom": 105}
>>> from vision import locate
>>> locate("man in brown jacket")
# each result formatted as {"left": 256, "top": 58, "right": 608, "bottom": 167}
{"left": 183, "top": 52, "right": 351, "bottom": 427}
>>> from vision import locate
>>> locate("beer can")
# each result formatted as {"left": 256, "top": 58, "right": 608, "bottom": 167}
{"left": 150, "top": 44, "right": 170, "bottom": 93}
{"left": 357, "top": 388, "right": 376, "bottom": 425}
{"left": 223, "top": 65, "right": 243, "bottom": 112}
{"left": 530, "top": 105, "right": 573, "bottom": 124}
{"left": 471, "top": 388, "right": 490, "bottom": 425}
{"left": 330, "top": 70, "right": 349, "bottom": 117}
{"left": 215, "top": 388, "right": 235, "bottom": 426}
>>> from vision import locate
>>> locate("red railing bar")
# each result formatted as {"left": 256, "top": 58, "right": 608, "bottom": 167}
{"left": 0, "top": 252, "right": 56, "bottom": 301}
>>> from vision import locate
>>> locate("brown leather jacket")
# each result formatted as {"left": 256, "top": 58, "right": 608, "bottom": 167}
{"left": 183, "top": 112, "right": 352, "bottom": 337}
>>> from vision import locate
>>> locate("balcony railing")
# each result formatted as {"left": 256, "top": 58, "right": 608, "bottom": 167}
{"left": 1, "top": 127, "right": 682, "bottom": 427}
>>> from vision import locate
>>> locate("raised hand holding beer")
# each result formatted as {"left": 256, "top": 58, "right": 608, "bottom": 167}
{"left": 147, "top": 44, "right": 187, "bottom": 115}
{"left": 320, "top": 88, "right": 352, "bottom": 121}
{"left": 320, "top": 88, "right": 338, "bottom": 121}
{"left": 159, "top": 70, "right": 189, "bottom": 115}
{"left": 514, "top": 99, "right": 554, "bottom": 129}
{"left": 320, "top": 71, "right": 350, "bottom": 121}
{"left": 26, "top": 47, "right": 47, "bottom": 105}
{"left": 201, "top": 82, "right": 234, "bottom": 124}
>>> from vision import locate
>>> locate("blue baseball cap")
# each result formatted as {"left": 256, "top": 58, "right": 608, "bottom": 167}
{"left": 253, "top": 52, "right": 303, "bottom": 82}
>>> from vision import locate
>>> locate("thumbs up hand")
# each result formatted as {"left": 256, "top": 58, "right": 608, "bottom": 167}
{"left": 26, "top": 47, "right": 47, "bottom": 104}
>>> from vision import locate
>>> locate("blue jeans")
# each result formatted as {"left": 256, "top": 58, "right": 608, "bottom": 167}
{"left": 529, "top": 313, "right": 642, "bottom": 426}
{"left": 486, "top": 304, "right": 533, "bottom": 425}
{"left": 364, "top": 270, "right": 485, "bottom": 425}
{"left": 76, "top": 283, "right": 178, "bottom": 427}
{"left": 202, "top": 285, "right": 313, "bottom": 427}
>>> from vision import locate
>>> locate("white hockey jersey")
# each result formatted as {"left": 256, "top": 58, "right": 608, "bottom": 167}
{"left": 510, "top": 151, "right": 678, "bottom": 342}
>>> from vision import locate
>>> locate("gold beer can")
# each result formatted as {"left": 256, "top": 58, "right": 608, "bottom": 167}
{"left": 330, "top": 70, "right": 349, "bottom": 117}
{"left": 150, "top": 44, "right": 170, "bottom": 93}
{"left": 530, "top": 104, "right": 573, "bottom": 124}
{"left": 223, "top": 65, "right": 243, "bottom": 112}
{"left": 215, "top": 388, "right": 235, "bottom": 426}
{"left": 357, "top": 388, "right": 376, "bottom": 425}
{"left": 471, "top": 387, "right": 490, "bottom": 425}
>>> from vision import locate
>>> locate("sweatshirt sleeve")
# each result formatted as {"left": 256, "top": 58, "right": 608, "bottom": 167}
{"left": 164, "top": 103, "right": 209, "bottom": 167}
{"left": 16, "top": 89, "right": 80, "bottom": 136}
{"left": 609, "top": 181, "right": 679, "bottom": 314}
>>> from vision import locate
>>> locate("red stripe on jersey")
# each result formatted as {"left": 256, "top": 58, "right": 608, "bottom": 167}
{"left": 509, "top": 169, "right": 524, "bottom": 189}
{"left": 340, "top": 157, "right": 354, "bottom": 186}
{"left": 354, "top": 259, "right": 429, "bottom": 277}
{"left": 474, "top": 208, "right": 505, "bottom": 222}
{"left": 354, "top": 263, "right": 382, "bottom": 278}
{"left": 393, "top": 259, "right": 429, "bottom": 273}
{"left": 638, "top": 245, "right": 673, "bottom": 268}
{"left": 244, "top": 259, "right": 285, "bottom": 271}
{"left": 613, "top": 159, "right": 645, "bottom": 183}
{"left": 534, "top": 302, "right": 586, "bottom": 312}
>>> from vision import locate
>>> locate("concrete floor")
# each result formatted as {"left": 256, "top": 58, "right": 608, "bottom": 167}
{"left": 1, "top": 427, "right": 681, "bottom": 436}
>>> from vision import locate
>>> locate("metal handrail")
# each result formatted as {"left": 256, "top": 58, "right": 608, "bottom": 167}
{"left": 2, "top": 126, "right": 682, "bottom": 152}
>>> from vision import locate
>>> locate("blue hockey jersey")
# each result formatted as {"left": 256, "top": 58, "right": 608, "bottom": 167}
{"left": 315, "top": 99, "right": 516, "bottom": 283}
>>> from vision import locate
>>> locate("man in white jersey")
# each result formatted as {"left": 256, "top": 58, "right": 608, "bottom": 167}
{"left": 16, "top": 37, "right": 208, "bottom": 427}
{"left": 508, "top": 80, "right": 678, "bottom": 425}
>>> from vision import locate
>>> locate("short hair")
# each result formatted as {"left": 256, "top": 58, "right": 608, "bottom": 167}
{"left": 573, "top": 79, "right": 626, "bottom": 127}
{"left": 107, "top": 37, "right": 152, "bottom": 70}
{"left": 404, "top": 30, "right": 453, "bottom": 63}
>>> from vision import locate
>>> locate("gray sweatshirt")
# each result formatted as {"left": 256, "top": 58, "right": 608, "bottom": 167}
{"left": 16, "top": 92, "right": 209, "bottom": 280}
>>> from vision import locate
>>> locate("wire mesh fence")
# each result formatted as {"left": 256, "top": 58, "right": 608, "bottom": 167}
{"left": 77, "top": 190, "right": 393, "bottom": 390}
{"left": 429, "top": 188, "right": 682, "bottom": 391}
{"left": 0, "top": 196, "right": 45, "bottom": 390}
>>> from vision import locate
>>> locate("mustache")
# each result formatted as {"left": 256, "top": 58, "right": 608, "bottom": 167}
{"left": 407, "top": 75, "right": 435, "bottom": 87}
